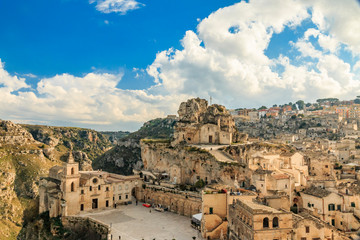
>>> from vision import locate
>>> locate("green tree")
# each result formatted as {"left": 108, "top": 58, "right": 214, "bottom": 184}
{"left": 296, "top": 100, "right": 305, "bottom": 110}
{"left": 258, "top": 106, "right": 267, "bottom": 110}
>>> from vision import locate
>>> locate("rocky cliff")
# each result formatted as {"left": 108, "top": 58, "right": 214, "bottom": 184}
{"left": 93, "top": 117, "right": 177, "bottom": 175}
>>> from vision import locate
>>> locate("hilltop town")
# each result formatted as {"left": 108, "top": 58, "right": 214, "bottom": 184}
{"left": 4, "top": 97, "right": 360, "bottom": 239}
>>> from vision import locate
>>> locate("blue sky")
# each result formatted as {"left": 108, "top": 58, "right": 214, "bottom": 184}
{"left": 0, "top": 0, "right": 240, "bottom": 90}
{"left": 0, "top": 0, "right": 359, "bottom": 131}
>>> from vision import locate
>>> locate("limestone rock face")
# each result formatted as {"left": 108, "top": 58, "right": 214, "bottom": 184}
{"left": 178, "top": 98, "right": 208, "bottom": 123}
{"left": 73, "top": 151, "right": 93, "bottom": 171}
{"left": 0, "top": 120, "right": 38, "bottom": 145}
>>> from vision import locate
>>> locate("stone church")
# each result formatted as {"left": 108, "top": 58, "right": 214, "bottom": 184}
{"left": 172, "top": 98, "right": 240, "bottom": 145}
{"left": 39, "top": 152, "right": 141, "bottom": 217}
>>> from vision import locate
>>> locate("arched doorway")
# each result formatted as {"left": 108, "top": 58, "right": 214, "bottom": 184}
{"left": 291, "top": 203, "right": 298, "bottom": 214}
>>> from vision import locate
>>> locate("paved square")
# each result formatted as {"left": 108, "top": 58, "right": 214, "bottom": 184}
{"left": 80, "top": 204, "right": 203, "bottom": 240}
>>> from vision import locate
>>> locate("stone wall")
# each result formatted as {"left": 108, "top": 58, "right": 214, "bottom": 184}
{"left": 135, "top": 184, "right": 202, "bottom": 217}
{"left": 62, "top": 216, "right": 110, "bottom": 240}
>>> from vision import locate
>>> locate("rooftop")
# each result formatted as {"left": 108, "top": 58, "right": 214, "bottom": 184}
{"left": 302, "top": 185, "right": 331, "bottom": 198}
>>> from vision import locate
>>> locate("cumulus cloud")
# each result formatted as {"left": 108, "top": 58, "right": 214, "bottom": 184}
{"left": 89, "top": 0, "right": 144, "bottom": 14}
{"left": 148, "top": 0, "right": 360, "bottom": 107}
{"left": 0, "top": 60, "right": 190, "bottom": 130}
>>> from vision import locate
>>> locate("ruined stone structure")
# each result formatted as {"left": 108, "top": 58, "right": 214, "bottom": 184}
{"left": 39, "top": 152, "right": 141, "bottom": 217}
{"left": 172, "top": 98, "right": 239, "bottom": 145}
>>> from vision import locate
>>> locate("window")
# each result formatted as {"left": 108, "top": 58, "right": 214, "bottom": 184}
{"left": 119, "top": 195, "right": 121, "bottom": 200}
{"left": 126, "top": 194, "right": 128, "bottom": 199}
{"left": 263, "top": 217, "right": 269, "bottom": 228}
{"left": 351, "top": 202, "right": 356, "bottom": 207}
{"left": 328, "top": 204, "right": 335, "bottom": 211}
{"left": 81, "top": 189, "right": 84, "bottom": 194}
{"left": 106, "top": 187, "right": 109, "bottom": 192}
{"left": 209, "top": 207, "right": 213, "bottom": 214}
{"left": 106, "top": 200, "right": 109, "bottom": 207}
{"left": 80, "top": 204, "right": 84, "bottom": 211}
{"left": 92, "top": 178, "right": 98, "bottom": 184}
{"left": 71, "top": 182, "right": 75, "bottom": 192}
{"left": 308, "top": 203, "right": 311, "bottom": 208}
{"left": 305, "top": 226, "right": 310, "bottom": 233}
{"left": 71, "top": 167, "right": 74, "bottom": 175}
{"left": 98, "top": 185, "right": 101, "bottom": 191}
{"left": 272, "top": 217, "right": 279, "bottom": 228}
{"left": 285, "top": 184, "right": 288, "bottom": 189}
{"left": 325, "top": 165, "right": 328, "bottom": 168}
{"left": 331, "top": 219, "right": 335, "bottom": 226}
{"left": 90, "top": 186, "right": 92, "bottom": 191}
{"left": 337, "top": 205, "right": 341, "bottom": 211}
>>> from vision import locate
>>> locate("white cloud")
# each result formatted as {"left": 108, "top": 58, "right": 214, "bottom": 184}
{"left": 147, "top": 0, "right": 360, "bottom": 107}
{"left": 90, "top": 0, "right": 144, "bottom": 14}
{"left": 0, "top": 60, "right": 190, "bottom": 130}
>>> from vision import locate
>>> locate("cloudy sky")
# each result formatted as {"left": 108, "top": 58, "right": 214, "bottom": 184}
{"left": 0, "top": 0, "right": 360, "bottom": 131}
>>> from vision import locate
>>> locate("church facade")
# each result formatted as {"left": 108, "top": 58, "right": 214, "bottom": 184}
{"left": 39, "top": 152, "right": 141, "bottom": 217}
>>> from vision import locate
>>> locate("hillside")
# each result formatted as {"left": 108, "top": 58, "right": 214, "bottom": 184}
{"left": 93, "top": 117, "right": 177, "bottom": 175}
{"left": 100, "top": 131, "right": 131, "bottom": 144}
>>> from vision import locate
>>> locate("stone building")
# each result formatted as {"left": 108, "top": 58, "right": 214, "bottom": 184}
{"left": 228, "top": 198, "right": 293, "bottom": 240}
{"left": 172, "top": 98, "right": 239, "bottom": 145}
{"left": 201, "top": 189, "right": 256, "bottom": 239}
{"left": 39, "top": 152, "right": 141, "bottom": 217}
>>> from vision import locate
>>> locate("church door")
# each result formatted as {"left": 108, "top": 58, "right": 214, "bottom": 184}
{"left": 209, "top": 135, "right": 213, "bottom": 143}
{"left": 92, "top": 199, "right": 98, "bottom": 209}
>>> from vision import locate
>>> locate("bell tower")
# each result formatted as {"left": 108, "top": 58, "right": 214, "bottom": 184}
{"left": 62, "top": 150, "right": 80, "bottom": 216}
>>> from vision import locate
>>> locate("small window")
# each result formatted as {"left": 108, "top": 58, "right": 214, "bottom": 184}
{"left": 263, "top": 217, "right": 269, "bottom": 228}
{"left": 81, "top": 189, "right": 84, "bottom": 194}
{"left": 71, "top": 182, "right": 75, "bottom": 192}
{"left": 106, "top": 200, "right": 109, "bottom": 207}
{"left": 80, "top": 204, "right": 84, "bottom": 211}
{"left": 351, "top": 202, "right": 356, "bottom": 207}
{"left": 90, "top": 186, "right": 92, "bottom": 191}
{"left": 209, "top": 207, "right": 213, "bottom": 214}
{"left": 272, "top": 217, "right": 279, "bottom": 228}
{"left": 337, "top": 205, "right": 341, "bottom": 211}
{"left": 325, "top": 165, "right": 328, "bottom": 168}
{"left": 106, "top": 187, "right": 109, "bottom": 192}
{"left": 71, "top": 167, "right": 74, "bottom": 175}
{"left": 328, "top": 204, "right": 335, "bottom": 211}
{"left": 126, "top": 194, "right": 128, "bottom": 199}
{"left": 119, "top": 195, "right": 121, "bottom": 200}
{"left": 331, "top": 219, "right": 335, "bottom": 226}
{"left": 305, "top": 226, "right": 309, "bottom": 233}
{"left": 98, "top": 185, "right": 101, "bottom": 191}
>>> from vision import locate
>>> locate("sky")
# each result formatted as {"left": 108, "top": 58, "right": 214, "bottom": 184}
{"left": 0, "top": 0, "right": 360, "bottom": 131}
